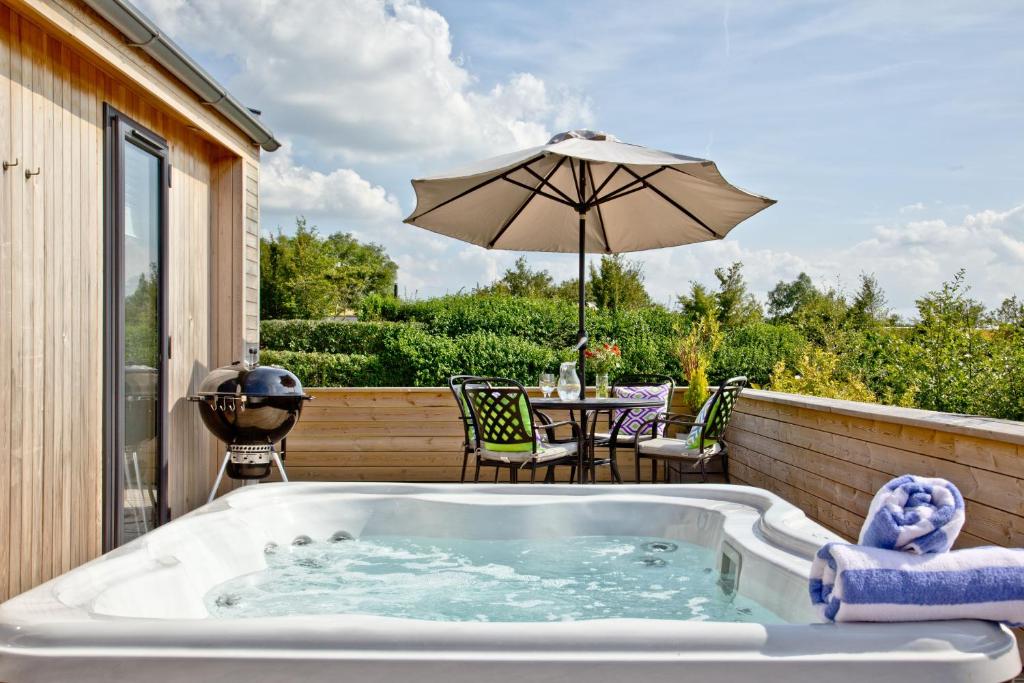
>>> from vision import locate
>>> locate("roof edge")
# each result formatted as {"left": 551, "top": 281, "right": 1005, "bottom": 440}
{"left": 82, "top": 0, "right": 280, "bottom": 152}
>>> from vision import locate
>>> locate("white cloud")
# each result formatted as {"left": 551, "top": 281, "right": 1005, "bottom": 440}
{"left": 261, "top": 143, "right": 403, "bottom": 222}
{"left": 136, "top": 0, "right": 591, "bottom": 164}
{"left": 633, "top": 204, "right": 1024, "bottom": 317}
{"left": 899, "top": 202, "right": 926, "bottom": 213}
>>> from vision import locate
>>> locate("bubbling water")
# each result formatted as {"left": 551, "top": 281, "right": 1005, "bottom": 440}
{"left": 205, "top": 535, "right": 784, "bottom": 623}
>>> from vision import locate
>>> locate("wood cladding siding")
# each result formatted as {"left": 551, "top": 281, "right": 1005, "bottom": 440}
{"left": 0, "top": 1, "right": 259, "bottom": 601}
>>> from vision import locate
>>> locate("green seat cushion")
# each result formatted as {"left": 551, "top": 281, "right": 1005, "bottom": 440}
{"left": 684, "top": 395, "right": 720, "bottom": 449}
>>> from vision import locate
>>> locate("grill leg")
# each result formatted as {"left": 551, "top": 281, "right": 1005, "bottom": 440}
{"left": 208, "top": 450, "right": 231, "bottom": 504}
{"left": 271, "top": 449, "right": 289, "bottom": 483}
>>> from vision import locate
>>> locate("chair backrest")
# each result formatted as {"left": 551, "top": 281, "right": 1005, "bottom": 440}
{"left": 449, "top": 375, "right": 483, "bottom": 451}
{"left": 687, "top": 376, "right": 748, "bottom": 448}
{"left": 610, "top": 374, "right": 675, "bottom": 436}
{"left": 462, "top": 377, "right": 536, "bottom": 454}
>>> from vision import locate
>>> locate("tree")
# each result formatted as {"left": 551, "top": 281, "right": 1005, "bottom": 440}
{"left": 323, "top": 232, "right": 398, "bottom": 309}
{"left": 848, "top": 273, "right": 891, "bottom": 328}
{"left": 992, "top": 295, "right": 1024, "bottom": 328}
{"left": 713, "top": 262, "right": 763, "bottom": 328}
{"left": 677, "top": 281, "right": 719, "bottom": 324}
{"left": 260, "top": 217, "right": 398, "bottom": 319}
{"left": 551, "top": 277, "right": 589, "bottom": 303}
{"left": 910, "top": 269, "right": 990, "bottom": 414}
{"left": 480, "top": 256, "right": 555, "bottom": 298}
{"left": 767, "top": 272, "right": 818, "bottom": 321}
{"left": 589, "top": 255, "right": 651, "bottom": 311}
{"left": 676, "top": 262, "right": 762, "bottom": 329}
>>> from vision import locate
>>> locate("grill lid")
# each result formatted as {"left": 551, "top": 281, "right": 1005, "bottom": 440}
{"left": 194, "top": 362, "right": 309, "bottom": 399}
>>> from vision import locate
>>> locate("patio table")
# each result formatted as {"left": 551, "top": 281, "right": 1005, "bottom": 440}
{"left": 532, "top": 397, "right": 664, "bottom": 483}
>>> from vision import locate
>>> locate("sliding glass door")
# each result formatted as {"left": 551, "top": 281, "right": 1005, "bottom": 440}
{"left": 103, "top": 105, "right": 169, "bottom": 549}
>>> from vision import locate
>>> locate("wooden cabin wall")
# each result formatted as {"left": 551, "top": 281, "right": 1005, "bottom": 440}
{"left": 0, "top": 1, "right": 259, "bottom": 601}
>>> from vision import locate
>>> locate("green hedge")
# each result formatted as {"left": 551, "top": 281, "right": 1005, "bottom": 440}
{"left": 266, "top": 295, "right": 689, "bottom": 386}
{"left": 710, "top": 323, "right": 806, "bottom": 386}
{"left": 260, "top": 319, "right": 415, "bottom": 354}
{"left": 361, "top": 293, "right": 681, "bottom": 348}
{"left": 261, "top": 328, "right": 570, "bottom": 387}
{"left": 259, "top": 350, "right": 383, "bottom": 387}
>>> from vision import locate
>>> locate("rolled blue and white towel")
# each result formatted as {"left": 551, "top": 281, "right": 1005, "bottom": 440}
{"left": 859, "top": 474, "right": 965, "bottom": 554}
{"left": 810, "top": 542, "right": 1024, "bottom": 624}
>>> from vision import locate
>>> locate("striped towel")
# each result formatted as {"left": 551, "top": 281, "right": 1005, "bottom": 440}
{"left": 859, "top": 475, "right": 965, "bottom": 554}
{"left": 810, "top": 542, "right": 1024, "bottom": 624}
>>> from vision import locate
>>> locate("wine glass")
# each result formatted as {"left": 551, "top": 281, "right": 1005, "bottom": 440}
{"left": 538, "top": 372, "right": 556, "bottom": 397}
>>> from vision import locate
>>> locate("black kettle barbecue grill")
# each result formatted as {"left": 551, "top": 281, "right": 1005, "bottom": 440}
{"left": 188, "top": 353, "right": 311, "bottom": 502}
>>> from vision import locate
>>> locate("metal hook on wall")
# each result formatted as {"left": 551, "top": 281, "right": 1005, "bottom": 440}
{"left": 2, "top": 158, "right": 19, "bottom": 172}
{"left": 25, "top": 167, "right": 40, "bottom": 179}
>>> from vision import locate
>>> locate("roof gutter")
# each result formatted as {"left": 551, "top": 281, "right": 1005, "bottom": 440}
{"left": 83, "top": 0, "right": 281, "bottom": 152}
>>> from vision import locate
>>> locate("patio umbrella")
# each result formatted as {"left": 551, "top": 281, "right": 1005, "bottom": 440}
{"left": 404, "top": 129, "right": 775, "bottom": 388}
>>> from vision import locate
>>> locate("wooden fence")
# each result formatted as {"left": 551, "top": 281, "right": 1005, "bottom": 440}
{"left": 275, "top": 387, "right": 695, "bottom": 483}
{"left": 281, "top": 387, "right": 1024, "bottom": 550}
{"left": 726, "top": 389, "right": 1024, "bottom": 547}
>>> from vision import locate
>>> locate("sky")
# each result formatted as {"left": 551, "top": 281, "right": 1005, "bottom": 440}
{"left": 136, "top": 0, "right": 1024, "bottom": 317}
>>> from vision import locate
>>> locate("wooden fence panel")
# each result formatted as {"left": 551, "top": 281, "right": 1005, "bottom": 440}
{"left": 725, "top": 389, "right": 1024, "bottom": 548}
{"left": 272, "top": 388, "right": 692, "bottom": 484}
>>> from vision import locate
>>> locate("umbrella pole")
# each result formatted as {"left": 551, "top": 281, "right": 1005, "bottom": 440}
{"left": 578, "top": 210, "right": 586, "bottom": 393}
{"left": 576, "top": 158, "right": 588, "bottom": 395}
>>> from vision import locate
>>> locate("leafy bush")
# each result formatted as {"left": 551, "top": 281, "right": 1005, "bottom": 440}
{"left": 260, "top": 350, "right": 383, "bottom": 387}
{"left": 710, "top": 323, "right": 806, "bottom": 386}
{"left": 358, "top": 293, "right": 402, "bottom": 322}
{"left": 260, "top": 319, "right": 416, "bottom": 354}
{"left": 769, "top": 348, "right": 877, "bottom": 403}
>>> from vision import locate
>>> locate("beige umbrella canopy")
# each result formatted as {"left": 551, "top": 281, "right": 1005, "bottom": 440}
{"left": 405, "top": 129, "right": 774, "bottom": 253}
{"left": 404, "top": 129, "right": 775, "bottom": 384}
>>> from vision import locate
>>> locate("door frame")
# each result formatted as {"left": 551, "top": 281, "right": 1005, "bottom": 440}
{"left": 102, "top": 104, "right": 170, "bottom": 551}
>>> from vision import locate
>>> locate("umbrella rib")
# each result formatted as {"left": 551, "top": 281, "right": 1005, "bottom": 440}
{"left": 500, "top": 176, "right": 576, "bottom": 207}
{"left": 594, "top": 184, "right": 646, "bottom": 206}
{"left": 586, "top": 163, "right": 612, "bottom": 253}
{"left": 521, "top": 165, "right": 576, "bottom": 206}
{"left": 487, "top": 156, "right": 568, "bottom": 248}
{"left": 585, "top": 164, "right": 623, "bottom": 206}
{"left": 593, "top": 167, "right": 666, "bottom": 205}
{"left": 406, "top": 154, "right": 547, "bottom": 222}
{"left": 568, "top": 159, "right": 582, "bottom": 205}
{"left": 620, "top": 166, "right": 721, "bottom": 239}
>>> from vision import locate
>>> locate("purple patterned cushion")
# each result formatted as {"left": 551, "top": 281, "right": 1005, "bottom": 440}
{"left": 612, "top": 384, "right": 670, "bottom": 436}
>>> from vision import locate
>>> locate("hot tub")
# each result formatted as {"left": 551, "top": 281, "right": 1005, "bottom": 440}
{"left": 0, "top": 483, "right": 1018, "bottom": 682}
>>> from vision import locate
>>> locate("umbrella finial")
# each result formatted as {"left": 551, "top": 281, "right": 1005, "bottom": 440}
{"left": 547, "top": 129, "right": 619, "bottom": 144}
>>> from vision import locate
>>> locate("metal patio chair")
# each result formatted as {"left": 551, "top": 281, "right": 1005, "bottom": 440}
{"left": 591, "top": 374, "right": 675, "bottom": 483}
{"left": 462, "top": 377, "right": 580, "bottom": 483}
{"left": 633, "top": 376, "right": 747, "bottom": 483}
{"left": 449, "top": 375, "right": 483, "bottom": 482}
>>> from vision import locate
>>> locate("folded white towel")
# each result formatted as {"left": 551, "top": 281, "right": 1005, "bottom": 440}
{"left": 859, "top": 474, "right": 965, "bottom": 554}
{"left": 810, "top": 542, "right": 1024, "bottom": 624}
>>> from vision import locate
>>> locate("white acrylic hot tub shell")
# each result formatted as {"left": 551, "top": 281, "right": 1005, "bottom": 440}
{"left": 0, "top": 483, "right": 1018, "bottom": 683}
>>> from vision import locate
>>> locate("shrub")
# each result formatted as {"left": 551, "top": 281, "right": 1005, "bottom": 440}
{"left": 769, "top": 348, "right": 876, "bottom": 403}
{"left": 259, "top": 350, "right": 383, "bottom": 387}
{"left": 358, "top": 293, "right": 402, "bottom": 322}
{"left": 260, "top": 319, "right": 416, "bottom": 354}
{"left": 710, "top": 323, "right": 806, "bottom": 386}
{"left": 449, "top": 332, "right": 565, "bottom": 383}
{"left": 374, "top": 325, "right": 459, "bottom": 386}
